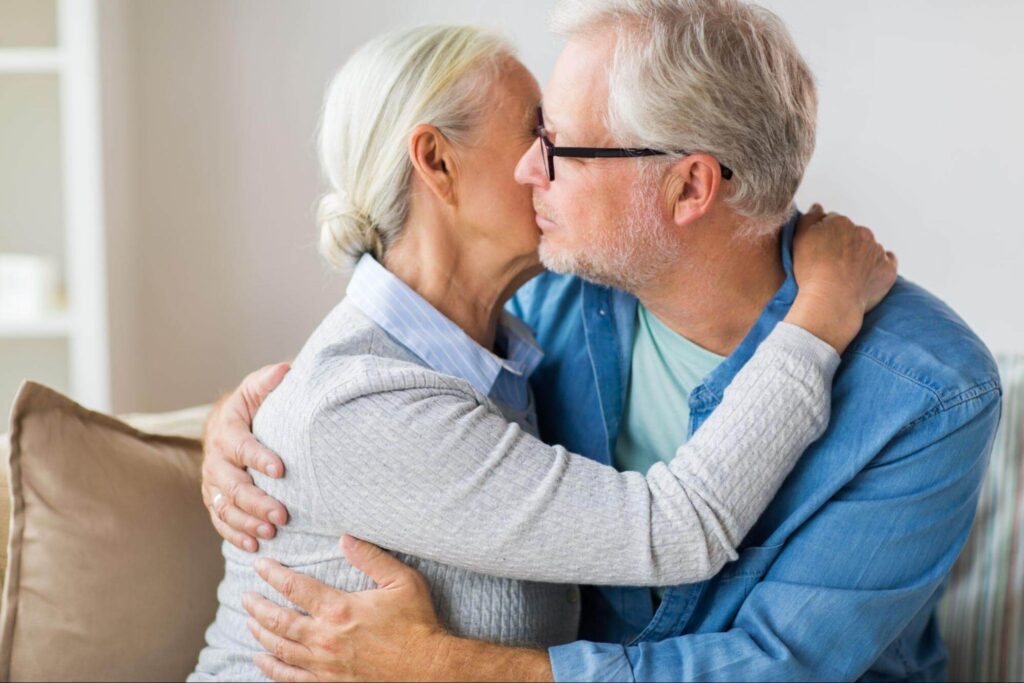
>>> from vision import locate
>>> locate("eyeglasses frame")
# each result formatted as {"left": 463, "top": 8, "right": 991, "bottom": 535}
{"left": 535, "top": 107, "right": 734, "bottom": 182}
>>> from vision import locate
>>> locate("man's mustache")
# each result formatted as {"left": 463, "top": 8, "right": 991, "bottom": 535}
{"left": 532, "top": 199, "right": 557, "bottom": 223}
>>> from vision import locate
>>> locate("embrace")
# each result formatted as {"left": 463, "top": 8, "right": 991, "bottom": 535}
{"left": 190, "top": 1, "right": 1001, "bottom": 681}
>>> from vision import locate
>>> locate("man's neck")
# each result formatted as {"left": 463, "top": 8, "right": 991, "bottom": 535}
{"left": 636, "top": 229, "right": 786, "bottom": 357}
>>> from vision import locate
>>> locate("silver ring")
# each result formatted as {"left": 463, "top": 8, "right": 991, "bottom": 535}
{"left": 212, "top": 492, "right": 224, "bottom": 510}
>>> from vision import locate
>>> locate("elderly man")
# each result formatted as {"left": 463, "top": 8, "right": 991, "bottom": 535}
{"left": 202, "top": 0, "right": 1000, "bottom": 680}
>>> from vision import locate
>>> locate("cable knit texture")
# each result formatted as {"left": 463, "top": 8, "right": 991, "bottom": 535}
{"left": 190, "top": 299, "right": 838, "bottom": 681}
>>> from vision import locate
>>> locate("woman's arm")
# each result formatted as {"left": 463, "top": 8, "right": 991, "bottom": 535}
{"left": 307, "top": 320, "right": 836, "bottom": 587}
{"left": 302, "top": 209, "right": 896, "bottom": 586}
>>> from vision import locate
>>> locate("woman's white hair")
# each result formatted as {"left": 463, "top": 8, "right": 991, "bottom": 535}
{"left": 550, "top": 0, "right": 817, "bottom": 233}
{"left": 316, "top": 25, "right": 515, "bottom": 270}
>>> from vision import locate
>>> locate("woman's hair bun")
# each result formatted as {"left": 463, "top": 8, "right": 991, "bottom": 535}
{"left": 317, "top": 192, "right": 384, "bottom": 270}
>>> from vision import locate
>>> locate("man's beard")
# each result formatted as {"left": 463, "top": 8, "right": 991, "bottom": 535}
{"left": 539, "top": 169, "right": 677, "bottom": 293}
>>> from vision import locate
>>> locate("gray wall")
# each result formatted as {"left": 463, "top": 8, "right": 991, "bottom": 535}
{"left": 98, "top": 0, "right": 1024, "bottom": 413}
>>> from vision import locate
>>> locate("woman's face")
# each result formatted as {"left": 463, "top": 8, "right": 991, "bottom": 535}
{"left": 452, "top": 59, "right": 544, "bottom": 270}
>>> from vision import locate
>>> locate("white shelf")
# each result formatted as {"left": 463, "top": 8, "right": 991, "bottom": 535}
{"left": 0, "top": 313, "right": 72, "bottom": 339}
{"left": 0, "top": 48, "right": 63, "bottom": 73}
{"left": 0, "top": 0, "right": 109, "bottom": 415}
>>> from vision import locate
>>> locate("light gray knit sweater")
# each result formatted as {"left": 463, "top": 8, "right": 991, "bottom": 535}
{"left": 190, "top": 298, "right": 839, "bottom": 681}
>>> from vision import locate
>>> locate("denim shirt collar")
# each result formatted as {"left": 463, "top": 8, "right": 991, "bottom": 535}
{"left": 603, "top": 210, "right": 801, "bottom": 420}
{"left": 345, "top": 253, "right": 544, "bottom": 397}
{"left": 691, "top": 211, "right": 799, "bottom": 410}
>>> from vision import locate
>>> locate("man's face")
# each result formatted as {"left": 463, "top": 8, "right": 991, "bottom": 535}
{"left": 514, "top": 31, "right": 676, "bottom": 291}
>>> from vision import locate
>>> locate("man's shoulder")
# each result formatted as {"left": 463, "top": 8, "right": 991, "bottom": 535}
{"left": 846, "top": 277, "right": 1001, "bottom": 408}
{"left": 508, "top": 270, "right": 587, "bottom": 331}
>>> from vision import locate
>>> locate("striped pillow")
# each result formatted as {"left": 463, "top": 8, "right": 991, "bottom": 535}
{"left": 938, "top": 353, "right": 1023, "bottom": 682}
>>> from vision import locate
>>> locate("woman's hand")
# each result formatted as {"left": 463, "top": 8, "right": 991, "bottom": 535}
{"left": 785, "top": 205, "right": 898, "bottom": 354}
{"left": 201, "top": 363, "right": 292, "bottom": 551}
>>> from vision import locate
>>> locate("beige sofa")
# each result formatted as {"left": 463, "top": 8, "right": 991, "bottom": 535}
{"left": 0, "top": 355, "right": 1021, "bottom": 681}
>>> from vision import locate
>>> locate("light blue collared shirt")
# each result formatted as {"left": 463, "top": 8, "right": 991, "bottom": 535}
{"left": 344, "top": 254, "right": 544, "bottom": 430}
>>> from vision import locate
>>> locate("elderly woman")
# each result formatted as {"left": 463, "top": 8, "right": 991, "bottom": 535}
{"left": 190, "top": 24, "right": 895, "bottom": 681}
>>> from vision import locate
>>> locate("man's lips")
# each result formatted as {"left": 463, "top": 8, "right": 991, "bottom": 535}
{"left": 535, "top": 213, "right": 557, "bottom": 230}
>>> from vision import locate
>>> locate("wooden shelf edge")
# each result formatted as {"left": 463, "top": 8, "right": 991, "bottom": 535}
{"left": 0, "top": 314, "right": 72, "bottom": 338}
{"left": 0, "top": 48, "right": 64, "bottom": 73}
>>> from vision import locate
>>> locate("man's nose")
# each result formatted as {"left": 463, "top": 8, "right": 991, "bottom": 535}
{"left": 514, "top": 138, "right": 550, "bottom": 189}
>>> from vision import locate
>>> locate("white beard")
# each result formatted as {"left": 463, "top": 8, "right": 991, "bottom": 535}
{"left": 538, "top": 170, "right": 677, "bottom": 293}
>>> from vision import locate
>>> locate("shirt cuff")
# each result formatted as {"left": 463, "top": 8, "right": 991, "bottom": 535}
{"left": 765, "top": 321, "right": 842, "bottom": 377}
{"left": 549, "top": 641, "right": 636, "bottom": 682}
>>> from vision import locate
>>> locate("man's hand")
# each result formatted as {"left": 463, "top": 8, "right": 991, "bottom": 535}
{"left": 244, "top": 535, "right": 553, "bottom": 682}
{"left": 244, "top": 535, "right": 446, "bottom": 682}
{"left": 201, "top": 362, "right": 292, "bottom": 552}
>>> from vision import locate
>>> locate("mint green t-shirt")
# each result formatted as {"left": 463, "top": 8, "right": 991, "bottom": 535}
{"left": 614, "top": 304, "right": 726, "bottom": 601}
{"left": 614, "top": 303, "right": 727, "bottom": 478}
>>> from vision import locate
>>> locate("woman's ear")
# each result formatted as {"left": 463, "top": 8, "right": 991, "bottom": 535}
{"left": 408, "top": 124, "right": 457, "bottom": 205}
{"left": 665, "top": 153, "right": 722, "bottom": 228}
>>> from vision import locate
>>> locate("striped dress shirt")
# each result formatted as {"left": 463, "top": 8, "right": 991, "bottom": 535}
{"left": 344, "top": 253, "right": 544, "bottom": 430}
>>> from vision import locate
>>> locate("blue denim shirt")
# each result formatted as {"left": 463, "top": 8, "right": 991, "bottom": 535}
{"left": 507, "top": 213, "right": 1002, "bottom": 681}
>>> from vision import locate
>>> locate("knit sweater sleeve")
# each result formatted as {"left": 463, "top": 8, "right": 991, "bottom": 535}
{"left": 307, "top": 322, "right": 839, "bottom": 586}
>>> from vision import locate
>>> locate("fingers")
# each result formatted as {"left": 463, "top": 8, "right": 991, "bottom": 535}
{"left": 206, "top": 453, "right": 288, "bottom": 528}
{"left": 340, "top": 535, "right": 418, "bottom": 589}
{"left": 255, "top": 558, "right": 343, "bottom": 616}
{"left": 210, "top": 366, "right": 288, "bottom": 478}
{"left": 795, "top": 204, "right": 826, "bottom": 231}
{"left": 217, "top": 458, "right": 289, "bottom": 526}
{"left": 243, "top": 592, "right": 314, "bottom": 643}
{"left": 247, "top": 617, "right": 314, "bottom": 671}
{"left": 220, "top": 494, "right": 276, "bottom": 540}
{"left": 232, "top": 432, "right": 286, "bottom": 480}
{"left": 240, "top": 363, "right": 291, "bottom": 420}
{"left": 255, "top": 363, "right": 291, "bottom": 398}
{"left": 209, "top": 502, "right": 259, "bottom": 552}
{"left": 253, "top": 654, "right": 317, "bottom": 683}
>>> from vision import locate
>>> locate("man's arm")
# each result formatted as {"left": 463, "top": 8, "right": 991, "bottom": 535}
{"left": 549, "top": 386, "right": 1001, "bottom": 682}
{"left": 244, "top": 535, "right": 553, "bottom": 682}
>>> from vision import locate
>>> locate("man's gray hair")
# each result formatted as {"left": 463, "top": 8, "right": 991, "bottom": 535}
{"left": 551, "top": 0, "right": 817, "bottom": 231}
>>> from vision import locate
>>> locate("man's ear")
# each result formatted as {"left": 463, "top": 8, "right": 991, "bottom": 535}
{"left": 665, "top": 153, "right": 722, "bottom": 228}
{"left": 408, "top": 124, "right": 457, "bottom": 205}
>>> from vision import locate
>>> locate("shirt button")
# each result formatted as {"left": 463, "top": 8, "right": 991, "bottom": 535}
{"left": 598, "top": 308, "right": 607, "bottom": 316}
{"left": 567, "top": 588, "right": 579, "bottom": 604}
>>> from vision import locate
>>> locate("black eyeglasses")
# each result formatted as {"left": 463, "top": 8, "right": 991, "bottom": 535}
{"left": 535, "top": 107, "right": 734, "bottom": 182}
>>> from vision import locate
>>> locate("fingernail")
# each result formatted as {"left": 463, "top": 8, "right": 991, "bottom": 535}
{"left": 247, "top": 617, "right": 258, "bottom": 631}
{"left": 244, "top": 539, "right": 257, "bottom": 552}
{"left": 269, "top": 510, "right": 285, "bottom": 525}
{"left": 341, "top": 534, "right": 356, "bottom": 551}
{"left": 258, "top": 524, "right": 274, "bottom": 539}
{"left": 241, "top": 592, "right": 253, "bottom": 607}
{"left": 266, "top": 463, "right": 280, "bottom": 478}
{"left": 254, "top": 558, "right": 269, "bottom": 573}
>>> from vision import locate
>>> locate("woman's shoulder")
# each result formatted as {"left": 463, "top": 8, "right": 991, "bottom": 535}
{"left": 292, "top": 300, "right": 489, "bottom": 414}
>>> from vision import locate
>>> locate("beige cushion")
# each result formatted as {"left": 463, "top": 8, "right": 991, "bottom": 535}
{"left": 0, "top": 381, "right": 222, "bottom": 682}
{"left": 0, "top": 402, "right": 210, "bottom": 592}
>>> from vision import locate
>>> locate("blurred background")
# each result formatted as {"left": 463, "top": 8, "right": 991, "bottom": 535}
{"left": 1, "top": 0, "right": 1022, "bottom": 418}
